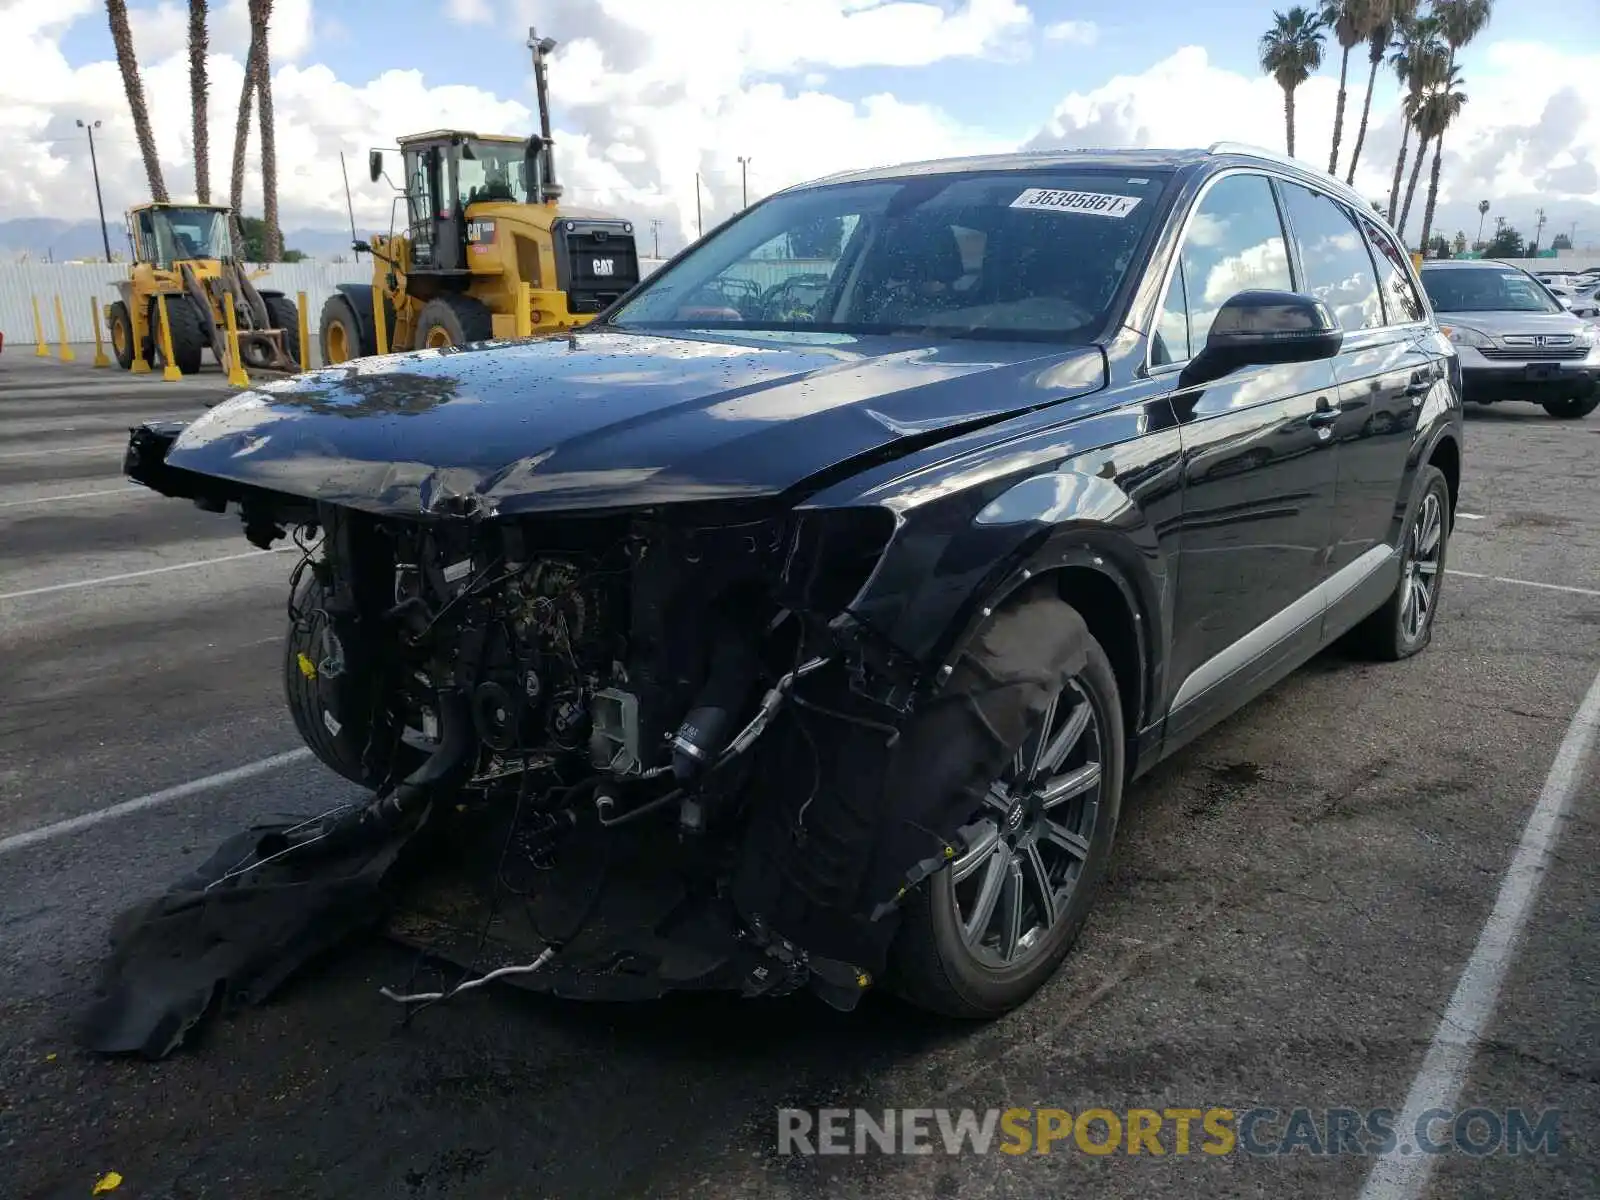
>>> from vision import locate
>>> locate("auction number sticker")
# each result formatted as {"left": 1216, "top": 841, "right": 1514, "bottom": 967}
{"left": 1010, "top": 188, "right": 1142, "bottom": 218}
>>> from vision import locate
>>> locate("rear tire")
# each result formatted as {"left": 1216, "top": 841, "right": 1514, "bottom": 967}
{"left": 1542, "top": 395, "right": 1599, "bottom": 419}
{"left": 107, "top": 300, "right": 135, "bottom": 370}
{"left": 414, "top": 295, "right": 494, "bottom": 351}
{"left": 1346, "top": 465, "right": 1450, "bottom": 661}
{"left": 148, "top": 295, "right": 206, "bottom": 375}
{"left": 889, "top": 593, "right": 1125, "bottom": 1019}
{"left": 262, "top": 294, "right": 302, "bottom": 368}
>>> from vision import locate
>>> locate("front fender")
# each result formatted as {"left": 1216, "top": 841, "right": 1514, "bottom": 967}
{"left": 798, "top": 393, "right": 1186, "bottom": 703}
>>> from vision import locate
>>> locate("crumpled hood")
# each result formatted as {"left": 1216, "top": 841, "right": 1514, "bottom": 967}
{"left": 164, "top": 328, "right": 1105, "bottom": 517}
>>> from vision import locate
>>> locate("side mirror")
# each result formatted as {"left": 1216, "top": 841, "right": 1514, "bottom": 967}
{"left": 368, "top": 150, "right": 383, "bottom": 184}
{"left": 1179, "top": 289, "right": 1343, "bottom": 389}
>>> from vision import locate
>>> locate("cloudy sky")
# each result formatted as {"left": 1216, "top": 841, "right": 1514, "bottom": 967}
{"left": 4, "top": 0, "right": 1598, "bottom": 256}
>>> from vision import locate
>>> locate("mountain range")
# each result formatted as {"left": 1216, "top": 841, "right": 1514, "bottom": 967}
{"left": 0, "top": 218, "right": 357, "bottom": 263}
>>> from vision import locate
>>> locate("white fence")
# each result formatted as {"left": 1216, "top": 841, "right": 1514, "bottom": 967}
{"left": 0, "top": 262, "right": 371, "bottom": 344}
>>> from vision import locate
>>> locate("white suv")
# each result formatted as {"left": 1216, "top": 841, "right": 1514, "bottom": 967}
{"left": 1420, "top": 260, "right": 1600, "bottom": 419}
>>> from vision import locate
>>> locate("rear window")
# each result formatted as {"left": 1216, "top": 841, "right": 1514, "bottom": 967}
{"left": 610, "top": 169, "right": 1173, "bottom": 343}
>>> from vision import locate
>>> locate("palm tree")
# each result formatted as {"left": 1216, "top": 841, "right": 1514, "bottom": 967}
{"left": 1396, "top": 83, "right": 1432, "bottom": 239}
{"left": 1387, "top": 14, "right": 1446, "bottom": 228}
{"left": 1259, "top": 7, "right": 1326, "bottom": 158}
{"left": 229, "top": 4, "right": 266, "bottom": 256}
{"left": 1345, "top": 0, "right": 1406, "bottom": 185}
{"left": 189, "top": 0, "right": 209, "bottom": 203}
{"left": 253, "top": 0, "right": 281, "bottom": 261}
{"left": 1475, "top": 198, "right": 1490, "bottom": 247}
{"left": 1322, "top": 0, "right": 1386, "bottom": 176}
{"left": 1416, "top": 65, "right": 1468, "bottom": 255}
{"left": 1436, "top": 0, "right": 1492, "bottom": 73}
{"left": 106, "top": 0, "right": 168, "bottom": 201}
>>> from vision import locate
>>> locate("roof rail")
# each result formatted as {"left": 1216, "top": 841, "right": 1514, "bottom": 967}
{"left": 1206, "top": 140, "right": 1304, "bottom": 168}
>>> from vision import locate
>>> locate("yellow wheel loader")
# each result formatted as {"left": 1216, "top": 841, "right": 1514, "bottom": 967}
{"left": 320, "top": 29, "right": 641, "bottom": 364}
{"left": 106, "top": 203, "right": 300, "bottom": 376}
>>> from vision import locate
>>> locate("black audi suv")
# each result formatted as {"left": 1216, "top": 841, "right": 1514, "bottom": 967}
{"left": 113, "top": 141, "right": 1463, "bottom": 1053}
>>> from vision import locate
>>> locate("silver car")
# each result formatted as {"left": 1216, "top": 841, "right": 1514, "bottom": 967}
{"left": 1419, "top": 259, "right": 1600, "bottom": 419}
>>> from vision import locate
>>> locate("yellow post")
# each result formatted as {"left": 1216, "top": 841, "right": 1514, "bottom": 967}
{"left": 130, "top": 303, "right": 152, "bottom": 375}
{"left": 516, "top": 281, "right": 532, "bottom": 338}
{"left": 53, "top": 296, "right": 76, "bottom": 361}
{"left": 31, "top": 296, "right": 50, "bottom": 357}
{"left": 90, "top": 297, "right": 111, "bottom": 367}
{"left": 223, "top": 297, "right": 250, "bottom": 388}
{"left": 296, "top": 290, "right": 311, "bottom": 371}
{"left": 154, "top": 293, "right": 183, "bottom": 382}
{"left": 372, "top": 288, "right": 389, "bottom": 355}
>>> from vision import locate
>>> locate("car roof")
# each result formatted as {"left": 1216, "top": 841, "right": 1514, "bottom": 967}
{"left": 1419, "top": 259, "right": 1533, "bottom": 271}
{"left": 784, "top": 143, "right": 1374, "bottom": 213}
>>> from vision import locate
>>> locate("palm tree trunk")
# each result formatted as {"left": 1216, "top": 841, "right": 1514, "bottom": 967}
{"left": 1329, "top": 46, "right": 1351, "bottom": 175}
{"left": 189, "top": 0, "right": 209, "bottom": 203}
{"left": 1345, "top": 52, "right": 1382, "bottom": 186}
{"left": 1388, "top": 122, "right": 1412, "bottom": 226}
{"left": 1284, "top": 87, "right": 1296, "bottom": 157}
{"left": 253, "top": 0, "right": 280, "bottom": 262}
{"left": 1418, "top": 130, "right": 1446, "bottom": 258}
{"left": 106, "top": 0, "right": 168, "bottom": 202}
{"left": 1398, "top": 130, "right": 1430, "bottom": 243}
{"left": 229, "top": 11, "right": 265, "bottom": 255}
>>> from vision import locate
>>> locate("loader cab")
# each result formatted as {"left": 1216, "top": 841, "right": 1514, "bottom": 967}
{"left": 384, "top": 131, "right": 541, "bottom": 275}
{"left": 128, "top": 203, "right": 233, "bottom": 269}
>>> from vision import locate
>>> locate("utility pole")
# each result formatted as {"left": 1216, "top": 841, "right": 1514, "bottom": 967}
{"left": 738, "top": 155, "right": 751, "bottom": 208}
{"left": 77, "top": 119, "right": 111, "bottom": 261}
{"left": 1531, "top": 207, "right": 1547, "bottom": 255}
{"left": 695, "top": 172, "right": 703, "bottom": 238}
{"left": 650, "top": 218, "right": 662, "bottom": 258}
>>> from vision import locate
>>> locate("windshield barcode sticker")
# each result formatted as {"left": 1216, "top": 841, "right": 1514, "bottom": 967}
{"left": 1010, "top": 188, "right": 1142, "bottom": 218}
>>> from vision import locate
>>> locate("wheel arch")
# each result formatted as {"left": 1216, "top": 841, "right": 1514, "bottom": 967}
{"left": 1427, "top": 430, "right": 1461, "bottom": 531}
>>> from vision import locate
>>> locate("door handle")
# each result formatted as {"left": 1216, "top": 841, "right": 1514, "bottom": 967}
{"left": 1308, "top": 398, "right": 1340, "bottom": 426}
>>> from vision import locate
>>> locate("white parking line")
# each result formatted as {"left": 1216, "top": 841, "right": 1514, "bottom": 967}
{"left": 0, "top": 486, "right": 142, "bottom": 510}
{"left": 1358, "top": 664, "right": 1600, "bottom": 1200}
{"left": 0, "top": 749, "right": 314, "bottom": 857}
{"left": 0, "top": 442, "right": 125, "bottom": 461}
{"left": 1447, "top": 569, "right": 1600, "bottom": 599}
{"left": 0, "top": 546, "right": 297, "bottom": 602}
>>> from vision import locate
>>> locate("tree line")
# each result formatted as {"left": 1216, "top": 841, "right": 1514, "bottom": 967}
{"left": 1259, "top": 0, "right": 1491, "bottom": 255}
{"left": 105, "top": 0, "right": 286, "bottom": 261}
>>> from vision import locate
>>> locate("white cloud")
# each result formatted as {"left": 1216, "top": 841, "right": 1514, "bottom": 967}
{"left": 1042, "top": 19, "right": 1097, "bottom": 45}
{"left": 447, "top": 0, "right": 495, "bottom": 25}
{"left": 4, "top": 1, "right": 1597, "bottom": 261}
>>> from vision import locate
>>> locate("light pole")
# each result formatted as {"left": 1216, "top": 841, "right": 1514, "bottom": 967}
{"left": 77, "top": 119, "right": 111, "bottom": 261}
{"left": 650, "top": 218, "right": 662, "bottom": 258}
{"left": 695, "top": 172, "right": 703, "bottom": 237}
{"left": 737, "top": 155, "right": 751, "bottom": 208}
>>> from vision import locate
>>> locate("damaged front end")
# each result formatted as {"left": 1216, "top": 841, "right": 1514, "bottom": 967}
{"left": 95, "top": 422, "right": 1008, "bottom": 1056}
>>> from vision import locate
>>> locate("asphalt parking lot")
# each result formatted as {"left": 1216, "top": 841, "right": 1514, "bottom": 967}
{"left": 0, "top": 353, "right": 1596, "bottom": 1200}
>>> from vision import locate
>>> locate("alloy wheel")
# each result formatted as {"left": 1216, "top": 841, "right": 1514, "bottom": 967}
{"left": 948, "top": 678, "right": 1104, "bottom": 970}
{"left": 1402, "top": 490, "right": 1443, "bottom": 643}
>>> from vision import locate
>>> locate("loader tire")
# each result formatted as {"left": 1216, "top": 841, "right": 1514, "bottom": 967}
{"left": 263, "top": 294, "right": 302, "bottom": 368}
{"left": 319, "top": 294, "right": 367, "bottom": 365}
{"left": 284, "top": 571, "right": 420, "bottom": 789}
{"left": 107, "top": 300, "right": 135, "bottom": 370}
{"left": 148, "top": 294, "right": 206, "bottom": 375}
{"left": 414, "top": 295, "right": 494, "bottom": 351}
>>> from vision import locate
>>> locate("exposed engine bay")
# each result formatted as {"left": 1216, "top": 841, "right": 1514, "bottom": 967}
{"left": 84, "top": 474, "right": 1019, "bottom": 1057}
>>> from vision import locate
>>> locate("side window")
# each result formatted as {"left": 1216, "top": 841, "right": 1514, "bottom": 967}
{"left": 1153, "top": 259, "right": 1190, "bottom": 365}
{"left": 1279, "top": 182, "right": 1384, "bottom": 331}
{"left": 1354, "top": 210, "right": 1425, "bottom": 324}
{"left": 1177, "top": 173, "right": 1293, "bottom": 350}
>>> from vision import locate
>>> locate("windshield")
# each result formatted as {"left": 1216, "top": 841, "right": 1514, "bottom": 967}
{"left": 1420, "top": 267, "right": 1564, "bottom": 314}
{"left": 609, "top": 169, "right": 1172, "bottom": 342}
{"left": 140, "top": 207, "right": 232, "bottom": 265}
{"left": 459, "top": 140, "right": 532, "bottom": 206}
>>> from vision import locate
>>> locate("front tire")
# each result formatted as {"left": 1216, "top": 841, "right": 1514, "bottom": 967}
{"left": 319, "top": 295, "right": 368, "bottom": 365}
{"left": 414, "top": 295, "right": 494, "bottom": 351}
{"left": 1347, "top": 464, "right": 1451, "bottom": 661}
{"left": 107, "top": 300, "right": 135, "bottom": 370}
{"left": 262, "top": 294, "right": 302, "bottom": 368}
{"left": 148, "top": 295, "right": 206, "bottom": 375}
{"left": 1542, "top": 394, "right": 1599, "bottom": 419}
{"left": 890, "top": 594, "right": 1125, "bottom": 1019}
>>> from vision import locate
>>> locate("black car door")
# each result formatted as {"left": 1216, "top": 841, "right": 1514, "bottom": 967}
{"left": 1276, "top": 183, "right": 1441, "bottom": 632}
{"left": 1148, "top": 171, "right": 1339, "bottom": 749}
